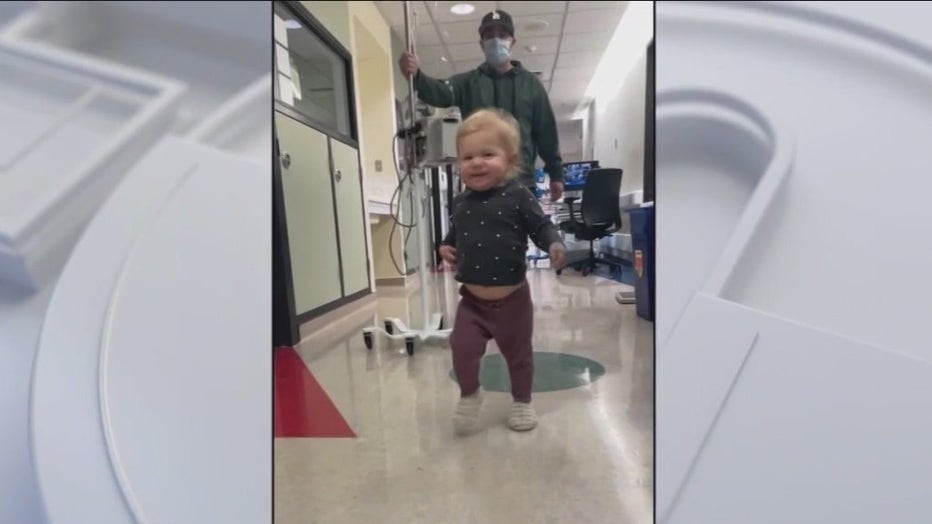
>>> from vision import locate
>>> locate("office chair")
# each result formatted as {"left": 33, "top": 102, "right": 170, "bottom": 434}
{"left": 557, "top": 168, "right": 624, "bottom": 277}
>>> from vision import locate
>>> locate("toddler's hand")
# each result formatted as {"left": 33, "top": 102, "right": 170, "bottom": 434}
{"left": 549, "top": 243, "right": 567, "bottom": 270}
{"left": 439, "top": 245, "right": 458, "bottom": 267}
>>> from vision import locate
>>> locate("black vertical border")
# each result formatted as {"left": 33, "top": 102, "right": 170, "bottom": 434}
{"left": 644, "top": 39, "right": 655, "bottom": 204}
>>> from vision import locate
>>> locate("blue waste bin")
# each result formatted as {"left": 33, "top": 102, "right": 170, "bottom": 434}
{"left": 627, "top": 205, "right": 655, "bottom": 321}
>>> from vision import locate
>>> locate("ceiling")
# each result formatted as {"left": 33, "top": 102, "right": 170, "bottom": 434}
{"left": 373, "top": 1, "right": 630, "bottom": 158}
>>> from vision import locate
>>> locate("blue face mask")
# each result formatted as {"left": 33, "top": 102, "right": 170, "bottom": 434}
{"left": 481, "top": 38, "right": 512, "bottom": 66}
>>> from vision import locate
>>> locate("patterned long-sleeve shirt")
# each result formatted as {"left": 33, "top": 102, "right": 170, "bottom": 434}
{"left": 442, "top": 180, "right": 563, "bottom": 286}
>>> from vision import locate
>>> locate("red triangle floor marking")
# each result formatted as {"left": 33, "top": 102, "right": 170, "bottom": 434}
{"left": 274, "top": 346, "right": 356, "bottom": 438}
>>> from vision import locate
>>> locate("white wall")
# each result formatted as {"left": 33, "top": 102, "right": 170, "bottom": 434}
{"left": 389, "top": 29, "right": 419, "bottom": 272}
{"left": 591, "top": 49, "right": 647, "bottom": 195}
{"left": 578, "top": 0, "right": 653, "bottom": 195}
{"left": 354, "top": 17, "right": 409, "bottom": 281}
{"left": 301, "top": 1, "right": 350, "bottom": 50}
{"left": 348, "top": 0, "right": 396, "bottom": 292}
{"left": 581, "top": 100, "right": 596, "bottom": 161}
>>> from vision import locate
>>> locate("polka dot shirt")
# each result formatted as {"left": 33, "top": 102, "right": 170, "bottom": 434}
{"left": 441, "top": 180, "right": 563, "bottom": 286}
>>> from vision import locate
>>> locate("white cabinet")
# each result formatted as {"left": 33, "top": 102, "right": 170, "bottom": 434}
{"left": 273, "top": 2, "right": 371, "bottom": 320}
{"left": 276, "top": 112, "right": 344, "bottom": 313}
{"left": 275, "top": 111, "right": 371, "bottom": 318}
{"left": 330, "top": 138, "right": 370, "bottom": 297}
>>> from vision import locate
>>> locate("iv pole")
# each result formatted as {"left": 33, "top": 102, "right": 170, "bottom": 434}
{"left": 362, "top": 0, "right": 451, "bottom": 355}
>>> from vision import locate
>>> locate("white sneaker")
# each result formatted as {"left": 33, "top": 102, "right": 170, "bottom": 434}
{"left": 508, "top": 402, "right": 538, "bottom": 432}
{"left": 453, "top": 391, "right": 483, "bottom": 435}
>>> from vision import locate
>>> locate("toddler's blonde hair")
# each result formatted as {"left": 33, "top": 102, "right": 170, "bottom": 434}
{"left": 456, "top": 108, "right": 522, "bottom": 180}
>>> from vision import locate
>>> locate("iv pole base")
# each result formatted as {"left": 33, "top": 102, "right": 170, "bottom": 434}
{"left": 362, "top": 314, "right": 449, "bottom": 355}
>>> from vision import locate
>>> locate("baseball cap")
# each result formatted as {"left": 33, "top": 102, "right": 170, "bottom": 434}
{"left": 478, "top": 10, "right": 514, "bottom": 37}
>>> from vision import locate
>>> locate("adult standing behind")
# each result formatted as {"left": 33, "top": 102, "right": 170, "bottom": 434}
{"left": 398, "top": 9, "right": 565, "bottom": 201}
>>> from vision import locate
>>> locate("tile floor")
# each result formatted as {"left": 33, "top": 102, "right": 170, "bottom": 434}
{"left": 275, "top": 268, "right": 654, "bottom": 524}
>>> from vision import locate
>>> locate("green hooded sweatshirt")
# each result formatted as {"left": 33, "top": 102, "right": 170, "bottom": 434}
{"left": 413, "top": 60, "right": 563, "bottom": 188}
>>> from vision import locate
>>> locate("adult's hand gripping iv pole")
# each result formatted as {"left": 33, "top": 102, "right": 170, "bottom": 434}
{"left": 362, "top": 0, "right": 452, "bottom": 355}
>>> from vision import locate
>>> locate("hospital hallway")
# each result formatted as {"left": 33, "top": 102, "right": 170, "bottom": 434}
{"left": 274, "top": 268, "right": 654, "bottom": 524}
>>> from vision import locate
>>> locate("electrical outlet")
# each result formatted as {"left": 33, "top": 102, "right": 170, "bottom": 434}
{"left": 375, "top": 160, "right": 382, "bottom": 172}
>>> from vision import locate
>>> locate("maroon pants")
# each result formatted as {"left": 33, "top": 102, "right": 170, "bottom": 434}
{"left": 450, "top": 282, "right": 534, "bottom": 403}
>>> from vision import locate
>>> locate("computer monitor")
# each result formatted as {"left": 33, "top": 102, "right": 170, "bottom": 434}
{"left": 563, "top": 161, "right": 600, "bottom": 191}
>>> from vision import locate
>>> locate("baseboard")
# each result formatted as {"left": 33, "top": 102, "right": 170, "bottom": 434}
{"left": 375, "top": 263, "right": 418, "bottom": 286}
{"left": 298, "top": 293, "right": 378, "bottom": 342}
{"left": 375, "top": 271, "right": 422, "bottom": 296}
{"left": 375, "top": 276, "right": 406, "bottom": 286}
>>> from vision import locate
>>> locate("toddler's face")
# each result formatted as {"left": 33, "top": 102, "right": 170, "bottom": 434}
{"left": 457, "top": 128, "right": 515, "bottom": 192}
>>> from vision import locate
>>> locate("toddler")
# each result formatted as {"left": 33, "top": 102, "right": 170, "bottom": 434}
{"left": 439, "top": 108, "right": 566, "bottom": 435}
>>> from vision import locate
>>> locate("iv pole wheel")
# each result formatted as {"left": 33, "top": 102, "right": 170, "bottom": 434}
{"left": 363, "top": 331, "right": 374, "bottom": 350}
{"left": 405, "top": 336, "right": 416, "bottom": 356}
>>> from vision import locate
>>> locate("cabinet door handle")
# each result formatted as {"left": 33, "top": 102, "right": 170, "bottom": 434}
{"left": 281, "top": 152, "right": 291, "bottom": 169}
{"left": 334, "top": 169, "right": 343, "bottom": 182}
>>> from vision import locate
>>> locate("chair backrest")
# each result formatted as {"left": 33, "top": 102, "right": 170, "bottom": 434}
{"left": 581, "top": 168, "right": 623, "bottom": 227}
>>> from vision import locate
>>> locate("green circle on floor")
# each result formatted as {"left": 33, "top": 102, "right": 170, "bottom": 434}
{"left": 448, "top": 352, "right": 606, "bottom": 393}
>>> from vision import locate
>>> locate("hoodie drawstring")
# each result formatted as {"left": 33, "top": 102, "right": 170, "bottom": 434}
{"left": 490, "top": 67, "right": 518, "bottom": 115}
